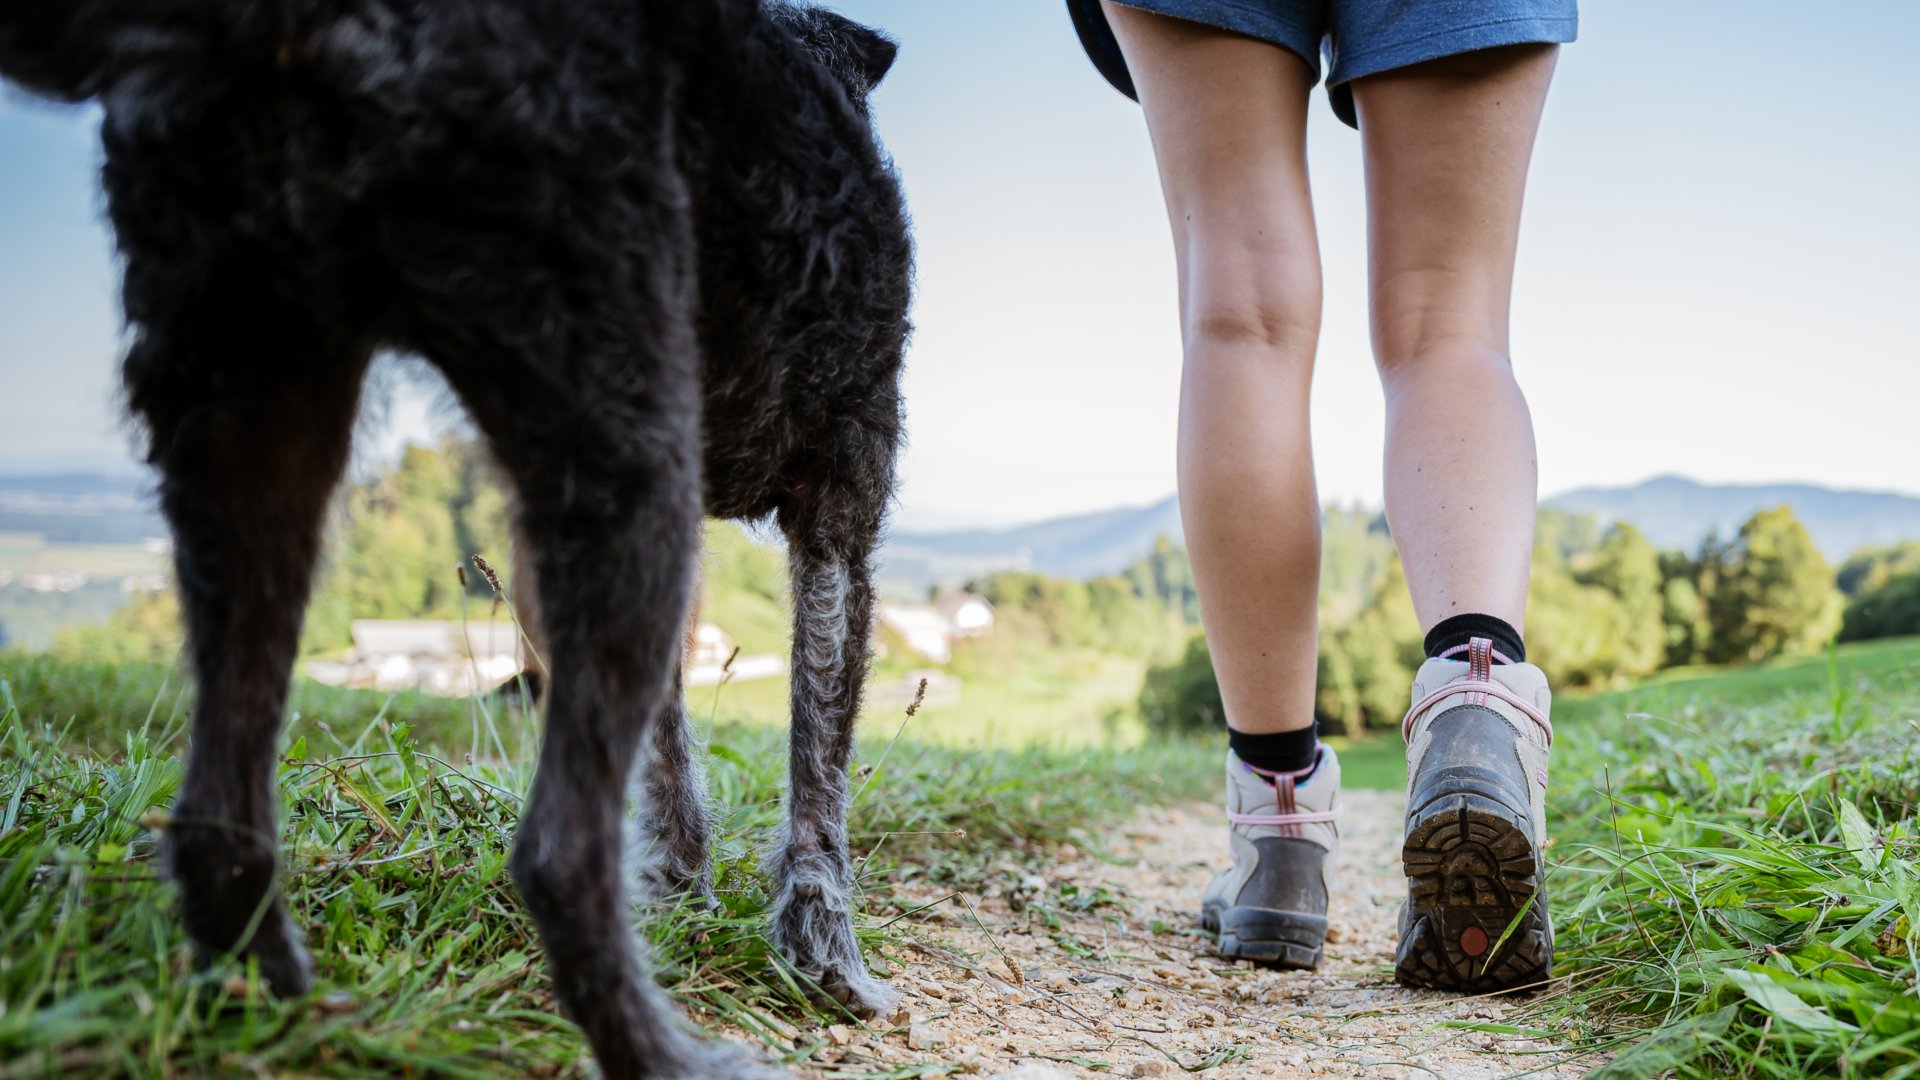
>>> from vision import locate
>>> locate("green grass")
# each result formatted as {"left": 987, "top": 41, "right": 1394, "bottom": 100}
{"left": 8, "top": 634, "right": 1919, "bottom": 1077}
{"left": 1320, "top": 732, "right": 1406, "bottom": 791}
{"left": 1539, "top": 635, "right": 1920, "bottom": 1077}
{"left": 0, "top": 655, "right": 1216, "bottom": 1078}
{"left": 685, "top": 645, "right": 1169, "bottom": 754}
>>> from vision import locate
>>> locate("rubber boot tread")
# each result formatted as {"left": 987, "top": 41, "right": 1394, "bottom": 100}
{"left": 1394, "top": 790, "right": 1551, "bottom": 992}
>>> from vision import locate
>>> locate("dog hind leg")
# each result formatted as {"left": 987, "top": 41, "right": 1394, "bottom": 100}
{"left": 637, "top": 619, "right": 716, "bottom": 904}
{"left": 127, "top": 280, "right": 372, "bottom": 997}
{"left": 768, "top": 489, "right": 898, "bottom": 1018}
{"left": 432, "top": 320, "right": 780, "bottom": 1079}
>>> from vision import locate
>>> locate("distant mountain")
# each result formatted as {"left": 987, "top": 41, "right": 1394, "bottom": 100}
{"left": 1545, "top": 476, "right": 1920, "bottom": 560}
{"left": 0, "top": 472, "right": 166, "bottom": 544}
{"left": 878, "top": 497, "right": 1183, "bottom": 596}
{"left": 879, "top": 475, "right": 1920, "bottom": 596}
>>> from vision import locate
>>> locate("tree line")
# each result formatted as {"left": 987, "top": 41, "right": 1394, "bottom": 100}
{"left": 1125, "top": 505, "right": 1920, "bottom": 736}
{"left": 32, "top": 440, "right": 1920, "bottom": 739}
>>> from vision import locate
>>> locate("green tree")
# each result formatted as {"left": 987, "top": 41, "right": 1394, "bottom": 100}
{"left": 1572, "top": 523, "right": 1666, "bottom": 679}
{"left": 1835, "top": 542, "right": 1920, "bottom": 597}
{"left": 1528, "top": 547, "right": 1632, "bottom": 688}
{"left": 1319, "top": 507, "right": 1396, "bottom": 624}
{"left": 1535, "top": 508, "right": 1604, "bottom": 563}
{"left": 1706, "top": 507, "right": 1843, "bottom": 663}
{"left": 1314, "top": 556, "right": 1422, "bottom": 733}
{"left": 1125, "top": 535, "right": 1199, "bottom": 623}
{"left": 1656, "top": 550, "right": 1711, "bottom": 666}
{"left": 51, "top": 590, "right": 183, "bottom": 664}
{"left": 1138, "top": 630, "right": 1225, "bottom": 734}
{"left": 1838, "top": 571, "right": 1920, "bottom": 642}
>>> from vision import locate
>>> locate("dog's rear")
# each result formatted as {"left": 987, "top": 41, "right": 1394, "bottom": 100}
{"left": 2, "top": 2, "right": 909, "bottom": 1078}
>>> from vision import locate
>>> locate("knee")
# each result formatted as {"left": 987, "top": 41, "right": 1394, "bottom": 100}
{"left": 1179, "top": 250, "right": 1322, "bottom": 364}
{"left": 1186, "top": 300, "right": 1320, "bottom": 358}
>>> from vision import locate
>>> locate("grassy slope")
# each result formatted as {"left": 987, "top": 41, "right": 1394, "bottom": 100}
{"left": 1543, "top": 636, "right": 1920, "bottom": 1077}
{"left": 0, "top": 654, "right": 1215, "bottom": 1079}
{"left": 4, "top": 636, "right": 1918, "bottom": 1076}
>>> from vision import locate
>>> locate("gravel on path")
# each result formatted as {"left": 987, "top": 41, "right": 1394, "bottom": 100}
{"left": 785, "top": 789, "right": 1604, "bottom": 1079}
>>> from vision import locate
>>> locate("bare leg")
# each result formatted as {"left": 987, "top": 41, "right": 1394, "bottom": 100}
{"left": 1355, "top": 46, "right": 1559, "bottom": 633}
{"left": 1102, "top": 2, "right": 1322, "bottom": 735}
{"left": 1358, "top": 45, "right": 1561, "bottom": 995}
{"left": 766, "top": 455, "right": 897, "bottom": 1016}
{"left": 130, "top": 277, "right": 371, "bottom": 996}
{"left": 502, "top": 516, "right": 547, "bottom": 701}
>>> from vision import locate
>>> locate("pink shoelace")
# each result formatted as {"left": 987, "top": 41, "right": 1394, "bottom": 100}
{"left": 1402, "top": 637, "right": 1554, "bottom": 788}
{"left": 1226, "top": 746, "right": 1339, "bottom": 830}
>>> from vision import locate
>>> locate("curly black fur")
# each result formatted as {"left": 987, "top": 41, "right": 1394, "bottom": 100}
{"left": 1, "top": 1, "right": 910, "bottom": 1075}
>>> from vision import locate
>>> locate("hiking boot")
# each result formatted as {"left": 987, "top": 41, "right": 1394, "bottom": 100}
{"left": 1199, "top": 745, "right": 1341, "bottom": 969}
{"left": 1395, "top": 637, "right": 1554, "bottom": 992}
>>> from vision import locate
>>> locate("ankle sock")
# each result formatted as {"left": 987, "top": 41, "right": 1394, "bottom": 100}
{"left": 1227, "top": 724, "right": 1319, "bottom": 775}
{"left": 1424, "top": 613, "right": 1526, "bottom": 664}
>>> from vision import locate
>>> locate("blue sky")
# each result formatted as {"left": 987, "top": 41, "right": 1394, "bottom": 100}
{"left": 2, "top": 0, "right": 1915, "bottom": 528}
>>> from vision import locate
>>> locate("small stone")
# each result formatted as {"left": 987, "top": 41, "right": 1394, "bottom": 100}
{"left": 1130, "top": 1061, "right": 1169, "bottom": 1077}
{"left": 825, "top": 1024, "right": 852, "bottom": 1046}
{"left": 987, "top": 1067, "right": 1077, "bottom": 1080}
{"left": 908, "top": 1022, "right": 948, "bottom": 1051}
{"left": 312, "top": 991, "right": 356, "bottom": 1014}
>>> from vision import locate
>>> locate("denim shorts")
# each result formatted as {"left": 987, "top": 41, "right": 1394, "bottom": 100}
{"left": 1068, "top": 0, "right": 1577, "bottom": 128}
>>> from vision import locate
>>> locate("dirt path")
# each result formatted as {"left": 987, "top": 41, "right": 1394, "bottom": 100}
{"left": 801, "top": 791, "right": 1600, "bottom": 1079}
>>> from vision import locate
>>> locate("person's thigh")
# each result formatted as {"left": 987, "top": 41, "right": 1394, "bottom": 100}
{"left": 1352, "top": 45, "right": 1558, "bottom": 366}
{"left": 1101, "top": 2, "right": 1322, "bottom": 337}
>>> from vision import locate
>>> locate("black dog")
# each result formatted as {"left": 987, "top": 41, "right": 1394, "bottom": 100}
{"left": 0, "top": 0, "right": 910, "bottom": 1075}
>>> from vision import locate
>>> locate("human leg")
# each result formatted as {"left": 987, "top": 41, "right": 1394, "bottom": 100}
{"left": 1103, "top": 2, "right": 1323, "bottom": 746}
{"left": 1102, "top": 1, "right": 1340, "bottom": 969}
{"left": 1357, "top": 45, "right": 1558, "bottom": 634}
{"left": 1353, "top": 45, "right": 1561, "bottom": 991}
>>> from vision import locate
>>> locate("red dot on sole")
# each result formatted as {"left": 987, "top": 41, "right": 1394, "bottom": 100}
{"left": 1460, "top": 926, "right": 1490, "bottom": 957}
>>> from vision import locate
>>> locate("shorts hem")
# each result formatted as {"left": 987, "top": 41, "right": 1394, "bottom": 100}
{"left": 1068, "top": 0, "right": 1325, "bottom": 102}
{"left": 1327, "top": 15, "right": 1578, "bottom": 87}
{"left": 1325, "top": 15, "right": 1576, "bottom": 128}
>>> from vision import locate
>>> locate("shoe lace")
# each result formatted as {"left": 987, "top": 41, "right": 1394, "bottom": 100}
{"left": 1401, "top": 637, "right": 1554, "bottom": 747}
{"left": 1225, "top": 749, "right": 1339, "bottom": 828}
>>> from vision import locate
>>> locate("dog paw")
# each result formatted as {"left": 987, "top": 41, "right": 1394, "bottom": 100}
{"left": 188, "top": 904, "right": 314, "bottom": 999}
{"left": 638, "top": 863, "right": 718, "bottom": 909}
{"left": 770, "top": 906, "right": 895, "bottom": 1018}
{"left": 813, "top": 960, "right": 898, "bottom": 1019}
{"left": 165, "top": 820, "right": 313, "bottom": 998}
{"left": 244, "top": 910, "right": 316, "bottom": 997}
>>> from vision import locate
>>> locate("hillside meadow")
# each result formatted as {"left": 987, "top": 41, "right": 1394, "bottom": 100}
{"left": 2, "top": 636, "right": 1917, "bottom": 1076}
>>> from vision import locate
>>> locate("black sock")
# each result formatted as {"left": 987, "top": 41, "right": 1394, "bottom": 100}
{"left": 1424, "top": 613, "right": 1526, "bottom": 664}
{"left": 1227, "top": 724, "right": 1319, "bottom": 774}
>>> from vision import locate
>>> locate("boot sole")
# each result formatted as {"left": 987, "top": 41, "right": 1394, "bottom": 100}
{"left": 1205, "top": 905, "right": 1326, "bottom": 970}
{"left": 1395, "top": 790, "right": 1551, "bottom": 992}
